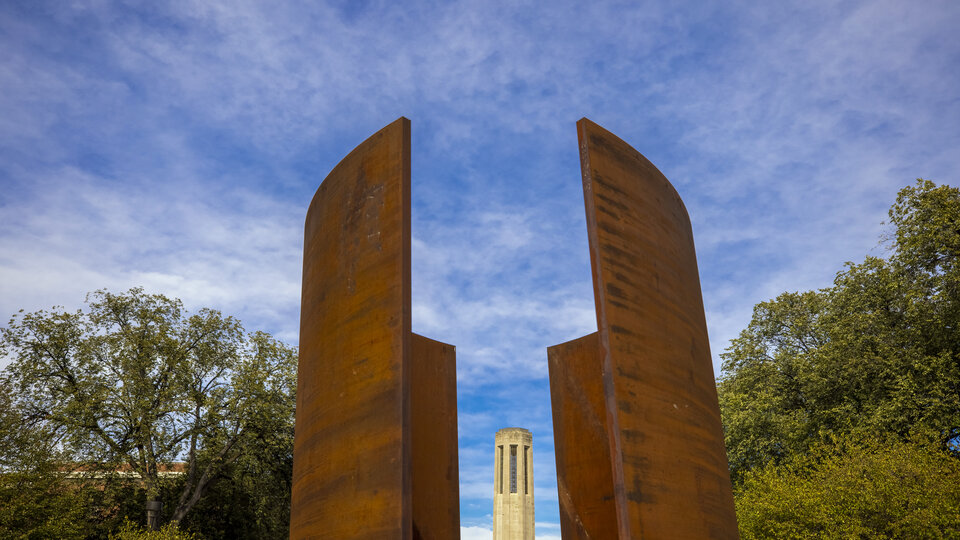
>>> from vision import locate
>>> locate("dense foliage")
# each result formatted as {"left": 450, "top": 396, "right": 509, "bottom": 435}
{"left": 109, "top": 520, "right": 199, "bottom": 540}
{"left": 0, "top": 289, "right": 296, "bottom": 538}
{"left": 720, "top": 179, "right": 960, "bottom": 536}
{"left": 735, "top": 435, "right": 960, "bottom": 539}
{"left": 720, "top": 179, "right": 960, "bottom": 478}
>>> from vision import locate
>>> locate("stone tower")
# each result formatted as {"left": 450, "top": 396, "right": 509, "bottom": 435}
{"left": 493, "top": 428, "right": 534, "bottom": 540}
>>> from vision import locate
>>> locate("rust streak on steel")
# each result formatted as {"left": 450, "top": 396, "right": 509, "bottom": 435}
{"left": 548, "top": 332, "right": 619, "bottom": 540}
{"left": 291, "top": 118, "right": 460, "bottom": 539}
{"left": 549, "top": 118, "right": 739, "bottom": 539}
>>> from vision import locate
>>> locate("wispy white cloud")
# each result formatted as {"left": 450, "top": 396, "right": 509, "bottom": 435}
{"left": 0, "top": 162, "right": 303, "bottom": 342}
{"left": 459, "top": 523, "right": 561, "bottom": 540}
{"left": 460, "top": 525, "right": 491, "bottom": 540}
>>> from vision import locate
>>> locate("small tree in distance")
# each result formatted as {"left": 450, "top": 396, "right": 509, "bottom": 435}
{"left": 0, "top": 288, "right": 297, "bottom": 532}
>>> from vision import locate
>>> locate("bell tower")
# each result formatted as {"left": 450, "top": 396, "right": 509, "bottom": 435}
{"left": 493, "top": 428, "right": 534, "bottom": 540}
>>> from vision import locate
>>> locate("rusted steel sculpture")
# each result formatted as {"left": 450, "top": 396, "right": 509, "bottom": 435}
{"left": 548, "top": 119, "right": 739, "bottom": 539}
{"left": 291, "top": 118, "right": 460, "bottom": 540}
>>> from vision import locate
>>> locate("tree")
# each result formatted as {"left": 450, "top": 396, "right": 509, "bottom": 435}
{"left": 719, "top": 179, "right": 960, "bottom": 482}
{"left": 734, "top": 435, "right": 960, "bottom": 539}
{"left": 718, "top": 290, "right": 830, "bottom": 480}
{"left": 0, "top": 378, "right": 97, "bottom": 538}
{"left": 0, "top": 288, "right": 297, "bottom": 531}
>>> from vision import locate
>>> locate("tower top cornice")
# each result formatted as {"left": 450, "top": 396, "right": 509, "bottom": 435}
{"left": 496, "top": 427, "right": 531, "bottom": 435}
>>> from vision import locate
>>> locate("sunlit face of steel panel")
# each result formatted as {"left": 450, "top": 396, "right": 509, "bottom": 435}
{"left": 410, "top": 333, "right": 461, "bottom": 540}
{"left": 578, "top": 117, "right": 738, "bottom": 538}
{"left": 547, "top": 332, "right": 619, "bottom": 540}
{"left": 292, "top": 118, "right": 412, "bottom": 539}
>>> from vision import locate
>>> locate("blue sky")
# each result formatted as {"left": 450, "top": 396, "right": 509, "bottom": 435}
{"left": 1, "top": 0, "right": 958, "bottom": 537}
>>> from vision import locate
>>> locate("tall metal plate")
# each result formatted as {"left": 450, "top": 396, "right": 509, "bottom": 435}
{"left": 292, "top": 119, "right": 412, "bottom": 539}
{"left": 410, "top": 333, "right": 461, "bottom": 540}
{"left": 547, "top": 332, "right": 619, "bottom": 540}
{"left": 550, "top": 118, "right": 738, "bottom": 539}
{"left": 410, "top": 334, "right": 460, "bottom": 540}
{"left": 292, "top": 118, "right": 460, "bottom": 539}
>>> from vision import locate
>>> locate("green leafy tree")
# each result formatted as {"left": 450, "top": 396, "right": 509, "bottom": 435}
{"left": 0, "top": 378, "right": 95, "bottom": 538}
{"left": 719, "top": 179, "right": 960, "bottom": 482}
{"left": 172, "top": 335, "right": 296, "bottom": 538}
{"left": 735, "top": 435, "right": 960, "bottom": 539}
{"left": 0, "top": 288, "right": 297, "bottom": 532}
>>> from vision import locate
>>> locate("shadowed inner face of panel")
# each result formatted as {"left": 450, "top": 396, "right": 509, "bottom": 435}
{"left": 547, "top": 332, "right": 619, "bottom": 540}
{"left": 410, "top": 333, "right": 460, "bottom": 540}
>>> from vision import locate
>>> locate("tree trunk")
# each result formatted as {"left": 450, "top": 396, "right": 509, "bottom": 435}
{"left": 146, "top": 498, "right": 163, "bottom": 530}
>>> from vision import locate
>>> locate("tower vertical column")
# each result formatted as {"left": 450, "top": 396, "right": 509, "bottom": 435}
{"left": 493, "top": 428, "right": 534, "bottom": 540}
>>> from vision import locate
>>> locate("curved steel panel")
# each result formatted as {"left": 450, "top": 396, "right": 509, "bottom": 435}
{"left": 550, "top": 118, "right": 738, "bottom": 539}
{"left": 579, "top": 118, "right": 738, "bottom": 538}
{"left": 292, "top": 118, "right": 460, "bottom": 540}
{"left": 292, "top": 118, "right": 412, "bottom": 539}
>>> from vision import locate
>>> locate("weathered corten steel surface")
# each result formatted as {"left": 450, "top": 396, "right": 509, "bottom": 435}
{"left": 549, "top": 118, "right": 738, "bottom": 539}
{"left": 292, "top": 118, "right": 460, "bottom": 539}
{"left": 411, "top": 333, "right": 460, "bottom": 540}
{"left": 547, "top": 332, "right": 618, "bottom": 540}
